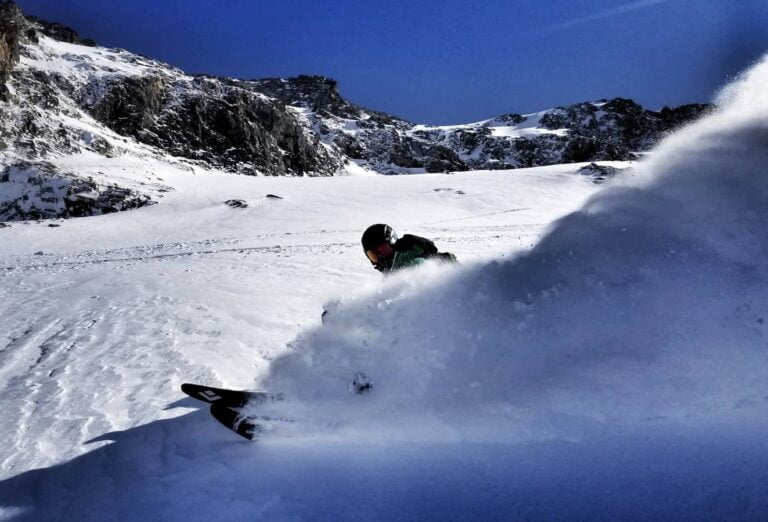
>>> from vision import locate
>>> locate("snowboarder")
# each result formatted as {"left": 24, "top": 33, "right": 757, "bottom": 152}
{"left": 361, "top": 223, "right": 457, "bottom": 273}
{"left": 322, "top": 224, "right": 455, "bottom": 348}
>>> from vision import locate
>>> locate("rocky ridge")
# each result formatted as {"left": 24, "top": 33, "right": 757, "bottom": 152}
{"left": 0, "top": 1, "right": 23, "bottom": 101}
{"left": 250, "top": 76, "right": 710, "bottom": 174}
{"left": 0, "top": 1, "right": 711, "bottom": 221}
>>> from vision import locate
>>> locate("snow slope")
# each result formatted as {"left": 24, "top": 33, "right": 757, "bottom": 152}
{"left": 1, "top": 52, "right": 767, "bottom": 520}
{"left": 0, "top": 154, "right": 608, "bottom": 519}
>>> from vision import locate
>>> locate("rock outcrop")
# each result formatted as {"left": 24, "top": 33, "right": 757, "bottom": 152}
{"left": 0, "top": 162, "right": 153, "bottom": 221}
{"left": 25, "top": 15, "right": 97, "bottom": 46}
{"left": 0, "top": 1, "right": 24, "bottom": 101}
{"left": 576, "top": 162, "right": 622, "bottom": 184}
{"left": 84, "top": 75, "right": 344, "bottom": 176}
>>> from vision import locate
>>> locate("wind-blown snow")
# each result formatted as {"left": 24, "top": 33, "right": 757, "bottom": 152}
{"left": 260, "top": 54, "right": 768, "bottom": 514}
{"left": 2, "top": 52, "right": 768, "bottom": 520}
{"left": 268, "top": 51, "right": 768, "bottom": 434}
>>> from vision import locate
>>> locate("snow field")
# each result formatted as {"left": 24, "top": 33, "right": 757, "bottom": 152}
{"left": 0, "top": 153, "right": 604, "bottom": 519}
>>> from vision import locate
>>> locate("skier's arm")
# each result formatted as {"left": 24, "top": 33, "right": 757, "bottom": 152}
{"left": 399, "top": 234, "right": 438, "bottom": 257}
{"left": 406, "top": 235, "right": 458, "bottom": 263}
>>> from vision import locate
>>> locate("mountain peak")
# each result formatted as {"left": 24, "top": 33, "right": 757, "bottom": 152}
{"left": 1, "top": 1, "right": 96, "bottom": 47}
{"left": 26, "top": 15, "right": 97, "bottom": 47}
{"left": 248, "top": 75, "right": 359, "bottom": 118}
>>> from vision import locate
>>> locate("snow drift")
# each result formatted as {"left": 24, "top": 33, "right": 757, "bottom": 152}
{"left": 264, "top": 53, "right": 768, "bottom": 449}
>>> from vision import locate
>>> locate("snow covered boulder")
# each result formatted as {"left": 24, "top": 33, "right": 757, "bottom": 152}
{"left": 224, "top": 199, "right": 248, "bottom": 208}
{"left": 0, "top": 162, "right": 153, "bottom": 221}
{"left": 576, "top": 162, "right": 622, "bottom": 183}
{"left": 0, "top": 1, "right": 25, "bottom": 101}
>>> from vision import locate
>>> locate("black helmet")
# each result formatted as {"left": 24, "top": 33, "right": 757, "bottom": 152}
{"left": 361, "top": 224, "right": 398, "bottom": 252}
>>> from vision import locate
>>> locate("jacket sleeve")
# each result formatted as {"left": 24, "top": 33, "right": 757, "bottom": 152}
{"left": 397, "top": 234, "right": 438, "bottom": 257}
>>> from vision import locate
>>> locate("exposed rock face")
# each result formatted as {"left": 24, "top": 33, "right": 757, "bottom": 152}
{"left": 0, "top": 1, "right": 24, "bottom": 101}
{"left": 84, "top": 76, "right": 344, "bottom": 176}
{"left": 248, "top": 75, "right": 470, "bottom": 173}
{"left": 329, "top": 98, "right": 711, "bottom": 173}
{"left": 85, "top": 76, "right": 166, "bottom": 136}
{"left": 251, "top": 75, "right": 405, "bottom": 126}
{"left": 252, "top": 75, "right": 363, "bottom": 120}
{"left": 0, "top": 163, "right": 153, "bottom": 221}
{"left": 539, "top": 98, "right": 712, "bottom": 157}
{"left": 259, "top": 78, "right": 711, "bottom": 173}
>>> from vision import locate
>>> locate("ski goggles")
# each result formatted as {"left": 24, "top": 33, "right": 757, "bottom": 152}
{"left": 365, "top": 249, "right": 381, "bottom": 263}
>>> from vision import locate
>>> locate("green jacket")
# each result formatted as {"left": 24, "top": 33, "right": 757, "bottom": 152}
{"left": 374, "top": 234, "right": 457, "bottom": 273}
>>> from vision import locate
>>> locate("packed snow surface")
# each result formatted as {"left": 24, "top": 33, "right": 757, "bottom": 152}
{"left": 2, "top": 53, "right": 768, "bottom": 519}
{"left": 0, "top": 158, "right": 606, "bottom": 519}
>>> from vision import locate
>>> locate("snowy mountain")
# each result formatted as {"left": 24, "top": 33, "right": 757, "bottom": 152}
{"left": 0, "top": 2, "right": 709, "bottom": 222}
{"left": 314, "top": 94, "right": 710, "bottom": 174}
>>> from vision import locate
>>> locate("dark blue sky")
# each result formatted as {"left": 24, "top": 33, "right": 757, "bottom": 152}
{"left": 16, "top": 0, "right": 768, "bottom": 124}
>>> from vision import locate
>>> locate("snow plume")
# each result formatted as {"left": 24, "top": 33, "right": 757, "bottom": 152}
{"left": 264, "top": 53, "right": 768, "bottom": 447}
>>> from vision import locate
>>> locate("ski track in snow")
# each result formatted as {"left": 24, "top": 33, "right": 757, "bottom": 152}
{"left": 0, "top": 269, "right": 213, "bottom": 475}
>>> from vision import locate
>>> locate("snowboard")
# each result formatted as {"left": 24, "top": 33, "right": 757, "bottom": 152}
{"left": 181, "top": 382, "right": 284, "bottom": 408}
{"left": 209, "top": 403, "right": 264, "bottom": 441}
